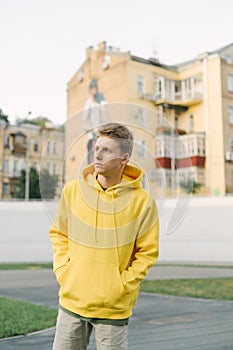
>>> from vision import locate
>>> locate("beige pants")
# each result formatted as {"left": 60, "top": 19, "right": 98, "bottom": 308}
{"left": 53, "top": 309, "right": 128, "bottom": 350}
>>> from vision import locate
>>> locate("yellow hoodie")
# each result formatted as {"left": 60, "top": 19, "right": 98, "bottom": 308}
{"left": 49, "top": 164, "right": 159, "bottom": 320}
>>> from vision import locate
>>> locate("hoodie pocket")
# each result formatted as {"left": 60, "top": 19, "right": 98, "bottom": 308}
{"left": 59, "top": 258, "right": 126, "bottom": 310}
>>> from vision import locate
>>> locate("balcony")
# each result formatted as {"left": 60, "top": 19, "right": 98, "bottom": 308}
{"left": 155, "top": 132, "right": 206, "bottom": 169}
{"left": 139, "top": 75, "right": 203, "bottom": 107}
{"left": 140, "top": 90, "right": 202, "bottom": 107}
{"left": 9, "top": 170, "right": 21, "bottom": 178}
{"left": 10, "top": 131, "right": 27, "bottom": 155}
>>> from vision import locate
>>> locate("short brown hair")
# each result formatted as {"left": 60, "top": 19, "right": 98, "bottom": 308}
{"left": 97, "top": 123, "right": 134, "bottom": 156}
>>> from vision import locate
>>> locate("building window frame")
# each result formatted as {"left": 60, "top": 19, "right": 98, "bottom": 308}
{"left": 227, "top": 74, "right": 233, "bottom": 92}
{"left": 47, "top": 141, "right": 51, "bottom": 154}
{"left": 3, "top": 159, "right": 9, "bottom": 173}
{"left": 3, "top": 182, "right": 10, "bottom": 195}
{"left": 137, "top": 139, "right": 146, "bottom": 158}
{"left": 137, "top": 75, "right": 144, "bottom": 94}
{"left": 135, "top": 109, "right": 146, "bottom": 127}
{"left": 3, "top": 136, "right": 9, "bottom": 148}
{"left": 53, "top": 142, "right": 57, "bottom": 154}
{"left": 33, "top": 140, "right": 39, "bottom": 152}
{"left": 53, "top": 163, "right": 57, "bottom": 175}
{"left": 228, "top": 106, "right": 233, "bottom": 125}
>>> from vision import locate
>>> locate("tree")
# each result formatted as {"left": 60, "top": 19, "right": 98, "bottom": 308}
{"left": 16, "top": 167, "right": 58, "bottom": 199}
{"left": 180, "top": 180, "right": 201, "bottom": 194}
{"left": 16, "top": 167, "right": 41, "bottom": 199}
{"left": 0, "top": 109, "right": 9, "bottom": 123}
{"left": 15, "top": 116, "right": 54, "bottom": 127}
{"left": 39, "top": 168, "right": 58, "bottom": 199}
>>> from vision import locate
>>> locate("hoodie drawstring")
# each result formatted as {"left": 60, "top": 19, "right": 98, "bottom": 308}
{"left": 94, "top": 191, "right": 100, "bottom": 243}
{"left": 112, "top": 190, "right": 121, "bottom": 268}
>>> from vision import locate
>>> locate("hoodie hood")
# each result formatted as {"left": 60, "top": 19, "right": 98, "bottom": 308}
{"left": 82, "top": 163, "right": 143, "bottom": 193}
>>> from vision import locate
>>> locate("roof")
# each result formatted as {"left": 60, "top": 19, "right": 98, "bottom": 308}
{"left": 175, "top": 42, "right": 233, "bottom": 69}
{"left": 131, "top": 43, "right": 233, "bottom": 71}
{"left": 131, "top": 54, "right": 178, "bottom": 71}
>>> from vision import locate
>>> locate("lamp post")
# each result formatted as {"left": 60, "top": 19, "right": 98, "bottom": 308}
{"left": 25, "top": 137, "right": 30, "bottom": 200}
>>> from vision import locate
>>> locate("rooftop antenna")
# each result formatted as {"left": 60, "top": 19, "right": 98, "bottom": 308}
{"left": 152, "top": 36, "right": 158, "bottom": 60}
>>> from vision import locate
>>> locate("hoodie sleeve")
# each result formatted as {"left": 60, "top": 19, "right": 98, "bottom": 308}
{"left": 121, "top": 197, "right": 159, "bottom": 293}
{"left": 49, "top": 185, "right": 70, "bottom": 284}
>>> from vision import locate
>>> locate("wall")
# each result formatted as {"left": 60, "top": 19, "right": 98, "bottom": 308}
{"left": 0, "top": 196, "right": 232, "bottom": 263}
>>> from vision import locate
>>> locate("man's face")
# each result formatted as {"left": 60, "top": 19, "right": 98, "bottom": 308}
{"left": 94, "top": 136, "right": 127, "bottom": 176}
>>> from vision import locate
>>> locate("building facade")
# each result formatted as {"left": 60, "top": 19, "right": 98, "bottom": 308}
{"left": 66, "top": 41, "right": 233, "bottom": 196}
{"left": 0, "top": 121, "right": 65, "bottom": 199}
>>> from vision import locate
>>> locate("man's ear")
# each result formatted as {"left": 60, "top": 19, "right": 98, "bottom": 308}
{"left": 121, "top": 153, "right": 130, "bottom": 165}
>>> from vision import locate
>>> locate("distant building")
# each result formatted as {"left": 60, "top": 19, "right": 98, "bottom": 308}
{"left": 66, "top": 41, "right": 233, "bottom": 196}
{"left": 0, "top": 121, "right": 65, "bottom": 199}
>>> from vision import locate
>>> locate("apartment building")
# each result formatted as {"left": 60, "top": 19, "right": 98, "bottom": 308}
{"left": 0, "top": 121, "right": 65, "bottom": 199}
{"left": 66, "top": 41, "right": 233, "bottom": 196}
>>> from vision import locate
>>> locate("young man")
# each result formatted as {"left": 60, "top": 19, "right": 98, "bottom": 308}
{"left": 50, "top": 123, "right": 159, "bottom": 350}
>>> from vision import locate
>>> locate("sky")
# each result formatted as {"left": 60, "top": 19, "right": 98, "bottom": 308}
{"left": 1, "top": 0, "right": 233, "bottom": 125}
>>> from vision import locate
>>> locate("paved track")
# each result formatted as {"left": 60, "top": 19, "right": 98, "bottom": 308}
{"left": 0, "top": 266, "right": 233, "bottom": 349}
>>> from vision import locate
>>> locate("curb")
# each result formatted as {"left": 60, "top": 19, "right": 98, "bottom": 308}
{"left": 0, "top": 327, "right": 55, "bottom": 342}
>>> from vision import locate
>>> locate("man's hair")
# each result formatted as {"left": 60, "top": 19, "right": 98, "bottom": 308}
{"left": 97, "top": 123, "right": 134, "bottom": 156}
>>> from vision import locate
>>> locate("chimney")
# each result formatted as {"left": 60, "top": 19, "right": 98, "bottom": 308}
{"left": 86, "top": 46, "right": 93, "bottom": 59}
{"left": 98, "top": 41, "right": 106, "bottom": 53}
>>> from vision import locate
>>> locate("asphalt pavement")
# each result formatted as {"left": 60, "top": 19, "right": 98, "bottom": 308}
{"left": 0, "top": 265, "right": 233, "bottom": 350}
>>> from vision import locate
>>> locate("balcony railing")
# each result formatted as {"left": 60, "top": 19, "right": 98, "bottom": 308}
{"left": 139, "top": 90, "right": 202, "bottom": 106}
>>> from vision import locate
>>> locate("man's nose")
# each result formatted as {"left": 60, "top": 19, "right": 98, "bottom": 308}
{"left": 95, "top": 150, "right": 102, "bottom": 159}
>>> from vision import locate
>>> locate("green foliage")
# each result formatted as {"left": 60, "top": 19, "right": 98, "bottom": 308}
{"left": 0, "top": 263, "right": 53, "bottom": 270}
{"left": 16, "top": 167, "right": 58, "bottom": 199}
{"left": 141, "top": 278, "right": 233, "bottom": 301}
{"left": 39, "top": 168, "right": 58, "bottom": 199}
{"left": 16, "top": 167, "right": 41, "bottom": 199}
{"left": 0, "top": 297, "right": 57, "bottom": 338}
{"left": 15, "top": 116, "right": 53, "bottom": 127}
{"left": 180, "top": 180, "right": 201, "bottom": 194}
{"left": 0, "top": 108, "right": 9, "bottom": 123}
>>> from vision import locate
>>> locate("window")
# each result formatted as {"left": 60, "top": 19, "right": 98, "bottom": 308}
{"left": 174, "top": 81, "right": 181, "bottom": 96}
{"left": 47, "top": 162, "right": 50, "bottom": 173}
{"left": 135, "top": 109, "right": 146, "bottom": 126}
{"left": 228, "top": 107, "right": 233, "bottom": 124}
{"left": 15, "top": 132, "right": 25, "bottom": 144}
{"left": 3, "top": 159, "right": 9, "bottom": 172}
{"left": 47, "top": 141, "right": 51, "bottom": 154}
{"left": 149, "top": 169, "right": 156, "bottom": 181}
{"left": 4, "top": 136, "right": 9, "bottom": 148}
{"left": 154, "top": 76, "right": 165, "bottom": 100}
{"left": 13, "top": 160, "right": 18, "bottom": 171}
{"left": 137, "top": 140, "right": 146, "bottom": 157}
{"left": 3, "top": 183, "right": 10, "bottom": 195}
{"left": 230, "top": 138, "right": 233, "bottom": 153}
{"left": 13, "top": 160, "right": 19, "bottom": 177}
{"left": 137, "top": 76, "right": 144, "bottom": 94}
{"left": 53, "top": 163, "right": 57, "bottom": 175}
{"left": 53, "top": 142, "right": 57, "bottom": 154}
{"left": 33, "top": 162, "right": 38, "bottom": 171}
{"left": 227, "top": 74, "right": 233, "bottom": 92}
{"left": 33, "top": 140, "right": 39, "bottom": 152}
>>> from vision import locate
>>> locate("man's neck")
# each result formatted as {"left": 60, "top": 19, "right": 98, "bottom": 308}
{"left": 97, "top": 173, "right": 122, "bottom": 189}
